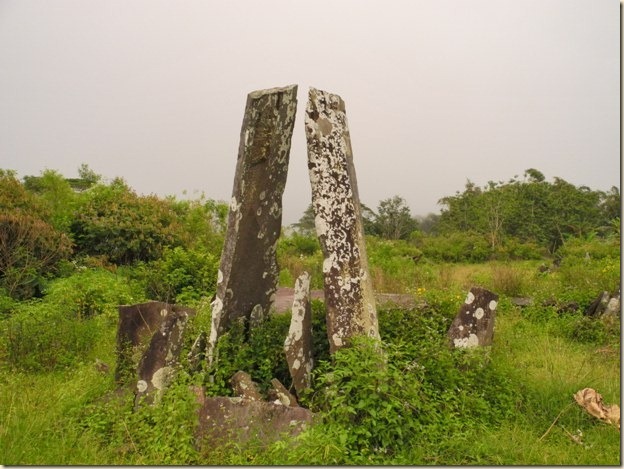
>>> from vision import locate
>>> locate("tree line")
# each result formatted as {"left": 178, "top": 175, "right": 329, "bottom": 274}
{"left": 294, "top": 168, "right": 620, "bottom": 255}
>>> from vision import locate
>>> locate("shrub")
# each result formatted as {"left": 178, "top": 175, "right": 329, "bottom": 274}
{"left": 141, "top": 246, "right": 219, "bottom": 304}
{"left": 2, "top": 269, "right": 144, "bottom": 371}
{"left": 0, "top": 212, "right": 73, "bottom": 300}
{"left": 70, "top": 180, "right": 181, "bottom": 264}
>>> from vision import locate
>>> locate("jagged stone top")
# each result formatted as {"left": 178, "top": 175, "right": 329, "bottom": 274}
{"left": 248, "top": 84, "right": 298, "bottom": 99}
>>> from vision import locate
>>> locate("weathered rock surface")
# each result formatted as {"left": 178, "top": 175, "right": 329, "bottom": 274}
{"left": 304, "top": 87, "right": 379, "bottom": 353}
{"left": 270, "top": 378, "right": 299, "bottom": 407}
{"left": 230, "top": 370, "right": 263, "bottom": 401}
{"left": 115, "top": 301, "right": 195, "bottom": 384}
{"left": 192, "top": 387, "right": 313, "bottom": 447}
{"left": 448, "top": 287, "right": 498, "bottom": 348}
{"left": 584, "top": 290, "right": 620, "bottom": 318}
{"left": 135, "top": 307, "right": 194, "bottom": 406}
{"left": 283, "top": 272, "right": 314, "bottom": 394}
{"left": 207, "top": 85, "right": 298, "bottom": 365}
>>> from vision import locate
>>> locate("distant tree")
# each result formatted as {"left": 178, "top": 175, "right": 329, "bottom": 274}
{"left": 370, "top": 196, "right": 419, "bottom": 240}
{"left": 23, "top": 169, "right": 79, "bottom": 232}
{"left": 599, "top": 186, "right": 621, "bottom": 222}
{"left": 416, "top": 213, "right": 440, "bottom": 234}
{"left": 292, "top": 203, "right": 316, "bottom": 235}
{"left": 438, "top": 169, "right": 606, "bottom": 253}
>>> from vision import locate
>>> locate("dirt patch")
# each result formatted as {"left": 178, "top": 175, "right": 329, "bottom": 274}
{"left": 272, "top": 287, "right": 420, "bottom": 313}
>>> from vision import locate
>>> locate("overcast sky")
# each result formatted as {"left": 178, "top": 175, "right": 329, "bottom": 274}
{"left": 0, "top": 0, "right": 620, "bottom": 225}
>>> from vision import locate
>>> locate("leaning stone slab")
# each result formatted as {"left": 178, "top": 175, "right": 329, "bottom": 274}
{"left": 448, "top": 287, "right": 498, "bottom": 348}
{"left": 270, "top": 378, "right": 299, "bottom": 407}
{"left": 304, "top": 87, "right": 379, "bottom": 353}
{"left": 192, "top": 388, "right": 313, "bottom": 448}
{"left": 207, "top": 85, "right": 298, "bottom": 365}
{"left": 115, "top": 301, "right": 196, "bottom": 384}
{"left": 283, "top": 272, "right": 314, "bottom": 394}
{"left": 135, "top": 307, "right": 194, "bottom": 407}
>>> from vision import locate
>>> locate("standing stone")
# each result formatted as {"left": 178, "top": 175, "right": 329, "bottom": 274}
{"left": 207, "top": 85, "right": 298, "bottom": 364}
{"left": 448, "top": 287, "right": 499, "bottom": 348}
{"left": 305, "top": 87, "right": 379, "bottom": 353}
{"left": 115, "top": 301, "right": 195, "bottom": 384}
{"left": 135, "top": 308, "right": 194, "bottom": 407}
{"left": 284, "top": 272, "right": 314, "bottom": 394}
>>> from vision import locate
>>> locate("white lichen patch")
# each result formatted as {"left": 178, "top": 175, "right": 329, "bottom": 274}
{"left": 160, "top": 308, "right": 168, "bottom": 317}
{"left": 465, "top": 291, "right": 475, "bottom": 304}
{"left": 474, "top": 307, "right": 484, "bottom": 320}
{"left": 459, "top": 325, "right": 464, "bottom": 331}
{"left": 332, "top": 333, "right": 343, "bottom": 348}
{"left": 137, "top": 380, "right": 148, "bottom": 393}
{"left": 489, "top": 300, "right": 498, "bottom": 310}
{"left": 152, "top": 366, "right": 175, "bottom": 390}
{"left": 292, "top": 358, "right": 301, "bottom": 370}
{"left": 453, "top": 333, "right": 479, "bottom": 348}
{"left": 259, "top": 190, "right": 266, "bottom": 200}
{"left": 230, "top": 196, "right": 240, "bottom": 212}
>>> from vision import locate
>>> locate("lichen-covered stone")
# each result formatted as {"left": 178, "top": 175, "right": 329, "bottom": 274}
{"left": 304, "top": 87, "right": 379, "bottom": 353}
{"left": 134, "top": 306, "right": 195, "bottom": 407}
{"left": 115, "top": 301, "right": 195, "bottom": 384}
{"left": 270, "top": 378, "right": 299, "bottom": 407}
{"left": 283, "top": 272, "right": 314, "bottom": 394}
{"left": 447, "top": 287, "right": 498, "bottom": 348}
{"left": 207, "top": 85, "right": 298, "bottom": 365}
{"left": 230, "top": 370, "right": 263, "bottom": 401}
{"left": 192, "top": 387, "right": 313, "bottom": 448}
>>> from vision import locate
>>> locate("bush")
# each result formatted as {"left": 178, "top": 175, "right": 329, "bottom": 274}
{"left": 141, "top": 246, "right": 219, "bottom": 304}
{"left": 1, "top": 269, "right": 144, "bottom": 371}
{"left": 0, "top": 212, "right": 73, "bottom": 299}
{"left": 416, "top": 232, "right": 491, "bottom": 263}
{"left": 70, "top": 180, "right": 181, "bottom": 265}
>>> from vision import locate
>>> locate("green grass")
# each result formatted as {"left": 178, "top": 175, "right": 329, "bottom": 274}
{"left": 0, "top": 254, "right": 619, "bottom": 465}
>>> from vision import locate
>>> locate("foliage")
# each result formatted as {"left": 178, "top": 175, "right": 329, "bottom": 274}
{"left": 70, "top": 179, "right": 181, "bottom": 264}
{"left": 206, "top": 301, "right": 329, "bottom": 397}
{"left": 23, "top": 169, "right": 81, "bottom": 232}
{"left": 438, "top": 170, "right": 611, "bottom": 253}
{"left": 1, "top": 269, "right": 143, "bottom": 371}
{"left": 140, "top": 246, "right": 219, "bottom": 304}
{"left": 367, "top": 195, "right": 419, "bottom": 240}
{"left": 0, "top": 212, "right": 73, "bottom": 300}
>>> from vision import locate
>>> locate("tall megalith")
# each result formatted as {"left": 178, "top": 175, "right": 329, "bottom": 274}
{"left": 304, "top": 87, "right": 379, "bottom": 353}
{"left": 207, "top": 85, "right": 298, "bottom": 364}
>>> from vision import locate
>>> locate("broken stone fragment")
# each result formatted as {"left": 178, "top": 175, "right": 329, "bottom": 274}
{"left": 304, "top": 87, "right": 379, "bottom": 353}
{"left": 270, "top": 378, "right": 299, "bottom": 407}
{"left": 135, "top": 306, "right": 194, "bottom": 407}
{"left": 207, "top": 84, "right": 298, "bottom": 366}
{"left": 283, "top": 272, "right": 314, "bottom": 394}
{"left": 447, "top": 287, "right": 498, "bottom": 348}
{"left": 230, "top": 370, "right": 263, "bottom": 401}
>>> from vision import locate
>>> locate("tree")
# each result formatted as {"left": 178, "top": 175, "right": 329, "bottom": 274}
{"left": 292, "top": 203, "right": 316, "bottom": 235}
{"left": 370, "top": 196, "right": 419, "bottom": 240}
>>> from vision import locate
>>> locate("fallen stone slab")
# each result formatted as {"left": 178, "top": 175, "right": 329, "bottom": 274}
{"left": 192, "top": 387, "right": 314, "bottom": 448}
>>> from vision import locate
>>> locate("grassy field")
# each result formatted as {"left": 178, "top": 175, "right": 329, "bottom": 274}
{"left": 0, "top": 246, "right": 620, "bottom": 465}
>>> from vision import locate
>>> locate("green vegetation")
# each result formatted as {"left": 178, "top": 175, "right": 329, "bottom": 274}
{"left": 0, "top": 165, "right": 619, "bottom": 465}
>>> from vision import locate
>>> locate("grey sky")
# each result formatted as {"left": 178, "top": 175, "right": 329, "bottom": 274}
{"left": 0, "top": 0, "right": 619, "bottom": 225}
